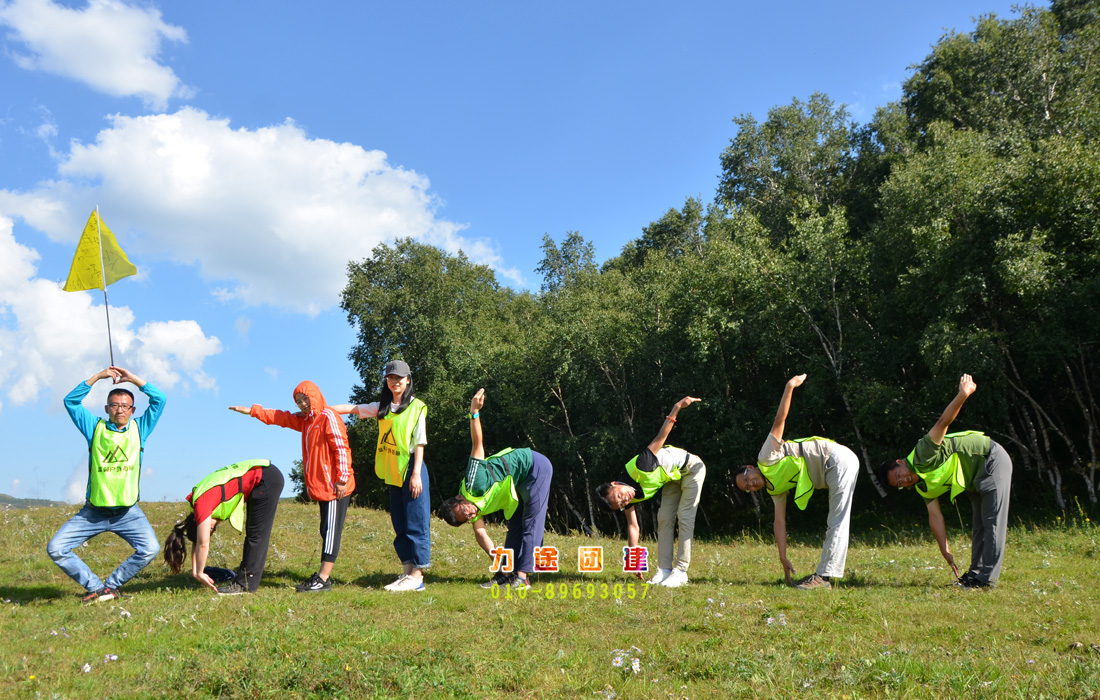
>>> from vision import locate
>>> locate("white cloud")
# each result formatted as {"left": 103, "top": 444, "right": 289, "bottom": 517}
{"left": 0, "top": 215, "right": 222, "bottom": 410}
{"left": 0, "top": 0, "right": 190, "bottom": 110}
{"left": 263, "top": 366, "right": 278, "bottom": 381}
{"left": 0, "top": 107, "right": 522, "bottom": 314}
{"left": 10, "top": 478, "right": 20, "bottom": 494}
{"left": 63, "top": 462, "right": 86, "bottom": 503}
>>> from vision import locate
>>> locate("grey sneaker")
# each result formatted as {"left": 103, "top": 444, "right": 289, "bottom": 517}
{"left": 217, "top": 580, "right": 248, "bottom": 596}
{"left": 480, "top": 571, "right": 513, "bottom": 589}
{"left": 795, "top": 574, "right": 831, "bottom": 590}
{"left": 510, "top": 574, "right": 531, "bottom": 590}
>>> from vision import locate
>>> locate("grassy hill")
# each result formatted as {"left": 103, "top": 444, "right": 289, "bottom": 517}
{"left": 1, "top": 502, "right": 1098, "bottom": 698}
{"left": 0, "top": 493, "right": 66, "bottom": 509}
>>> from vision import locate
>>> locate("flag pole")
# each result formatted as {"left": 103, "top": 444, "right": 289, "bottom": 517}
{"left": 95, "top": 206, "right": 116, "bottom": 366}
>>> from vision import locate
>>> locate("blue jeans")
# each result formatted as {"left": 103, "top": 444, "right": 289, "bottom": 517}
{"left": 46, "top": 503, "right": 160, "bottom": 592}
{"left": 390, "top": 464, "right": 431, "bottom": 569}
{"left": 506, "top": 451, "right": 553, "bottom": 573}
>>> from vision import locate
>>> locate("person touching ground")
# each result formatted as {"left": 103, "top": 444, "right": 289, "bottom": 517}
{"left": 733, "top": 374, "right": 859, "bottom": 590}
{"left": 164, "top": 459, "right": 284, "bottom": 595}
{"left": 878, "top": 374, "right": 1012, "bottom": 590}
{"left": 437, "top": 389, "right": 553, "bottom": 591}
{"left": 594, "top": 396, "right": 705, "bottom": 588}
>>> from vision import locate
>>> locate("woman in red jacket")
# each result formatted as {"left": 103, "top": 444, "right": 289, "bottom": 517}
{"left": 230, "top": 381, "right": 354, "bottom": 592}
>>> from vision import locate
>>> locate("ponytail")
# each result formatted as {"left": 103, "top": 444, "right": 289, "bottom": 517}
{"left": 163, "top": 513, "right": 197, "bottom": 574}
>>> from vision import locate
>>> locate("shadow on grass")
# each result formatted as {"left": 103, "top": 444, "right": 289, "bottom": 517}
{"left": 0, "top": 584, "right": 70, "bottom": 603}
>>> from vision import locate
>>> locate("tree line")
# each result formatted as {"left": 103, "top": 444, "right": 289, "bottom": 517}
{"left": 336, "top": 0, "right": 1100, "bottom": 535}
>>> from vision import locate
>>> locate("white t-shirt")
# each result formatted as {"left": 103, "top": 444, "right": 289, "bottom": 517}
{"left": 354, "top": 402, "right": 427, "bottom": 446}
{"left": 757, "top": 433, "right": 832, "bottom": 493}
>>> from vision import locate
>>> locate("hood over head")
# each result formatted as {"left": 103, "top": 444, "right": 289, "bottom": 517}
{"left": 293, "top": 380, "right": 328, "bottom": 416}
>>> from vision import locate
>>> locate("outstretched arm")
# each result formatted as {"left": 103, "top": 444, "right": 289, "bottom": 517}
{"left": 471, "top": 517, "right": 494, "bottom": 556}
{"left": 769, "top": 374, "right": 807, "bottom": 442}
{"left": 469, "top": 388, "right": 486, "bottom": 460}
{"left": 928, "top": 374, "right": 977, "bottom": 445}
{"left": 646, "top": 396, "right": 701, "bottom": 455}
{"left": 190, "top": 517, "right": 218, "bottom": 592}
{"left": 925, "top": 497, "right": 959, "bottom": 580}
{"left": 772, "top": 495, "right": 795, "bottom": 586}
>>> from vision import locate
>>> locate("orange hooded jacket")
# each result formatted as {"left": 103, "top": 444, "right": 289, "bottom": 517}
{"left": 249, "top": 381, "right": 354, "bottom": 501}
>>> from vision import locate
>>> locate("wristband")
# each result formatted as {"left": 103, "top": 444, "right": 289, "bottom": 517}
{"left": 469, "top": 412, "right": 480, "bottom": 419}
{"left": 666, "top": 415, "right": 677, "bottom": 423}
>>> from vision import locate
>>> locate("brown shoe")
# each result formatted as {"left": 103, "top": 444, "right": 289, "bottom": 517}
{"left": 795, "top": 574, "right": 831, "bottom": 590}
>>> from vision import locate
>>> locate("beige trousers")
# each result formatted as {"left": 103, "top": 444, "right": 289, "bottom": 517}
{"left": 656, "top": 457, "right": 706, "bottom": 572}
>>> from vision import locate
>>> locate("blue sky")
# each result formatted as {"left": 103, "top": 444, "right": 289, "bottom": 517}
{"left": 0, "top": 0, "right": 1022, "bottom": 502}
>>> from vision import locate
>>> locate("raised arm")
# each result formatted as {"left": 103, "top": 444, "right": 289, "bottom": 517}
{"left": 469, "top": 389, "right": 486, "bottom": 460}
{"left": 928, "top": 374, "right": 977, "bottom": 445}
{"left": 111, "top": 366, "right": 147, "bottom": 389}
{"left": 769, "top": 374, "right": 807, "bottom": 441}
{"left": 646, "top": 396, "right": 701, "bottom": 455}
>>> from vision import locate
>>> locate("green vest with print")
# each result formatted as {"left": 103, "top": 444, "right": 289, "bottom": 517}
{"left": 375, "top": 398, "right": 427, "bottom": 486}
{"left": 88, "top": 419, "right": 142, "bottom": 508}
{"left": 909, "top": 431, "right": 985, "bottom": 502}
{"left": 759, "top": 437, "right": 832, "bottom": 511}
{"left": 625, "top": 447, "right": 683, "bottom": 503}
{"left": 188, "top": 459, "right": 269, "bottom": 532}
{"left": 459, "top": 448, "right": 522, "bottom": 520}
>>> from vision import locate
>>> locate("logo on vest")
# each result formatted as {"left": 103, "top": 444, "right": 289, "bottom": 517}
{"left": 102, "top": 444, "right": 130, "bottom": 463}
{"left": 377, "top": 428, "right": 400, "bottom": 456}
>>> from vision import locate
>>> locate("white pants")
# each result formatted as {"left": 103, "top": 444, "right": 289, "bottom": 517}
{"left": 818, "top": 445, "right": 859, "bottom": 578}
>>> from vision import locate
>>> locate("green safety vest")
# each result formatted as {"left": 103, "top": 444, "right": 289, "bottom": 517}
{"left": 909, "top": 431, "right": 985, "bottom": 502}
{"left": 624, "top": 447, "right": 684, "bottom": 503}
{"left": 759, "top": 436, "right": 833, "bottom": 511}
{"left": 88, "top": 419, "right": 142, "bottom": 508}
{"left": 375, "top": 398, "right": 427, "bottom": 486}
{"left": 459, "top": 448, "right": 528, "bottom": 520}
{"left": 188, "top": 459, "right": 269, "bottom": 532}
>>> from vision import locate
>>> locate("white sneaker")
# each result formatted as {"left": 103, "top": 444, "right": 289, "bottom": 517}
{"left": 648, "top": 568, "right": 672, "bottom": 585}
{"left": 389, "top": 575, "right": 425, "bottom": 592}
{"left": 383, "top": 574, "right": 407, "bottom": 591}
{"left": 660, "top": 569, "right": 689, "bottom": 588}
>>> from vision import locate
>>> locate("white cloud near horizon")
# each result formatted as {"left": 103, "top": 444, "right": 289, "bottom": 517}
{"left": 0, "top": 107, "right": 522, "bottom": 315}
{"left": 0, "top": 215, "right": 222, "bottom": 411}
{"left": 0, "top": 0, "right": 190, "bottom": 110}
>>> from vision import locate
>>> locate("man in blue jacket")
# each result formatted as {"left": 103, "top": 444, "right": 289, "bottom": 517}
{"left": 47, "top": 366, "right": 166, "bottom": 604}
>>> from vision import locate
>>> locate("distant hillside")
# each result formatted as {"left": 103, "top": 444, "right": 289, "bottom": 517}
{"left": 0, "top": 493, "right": 66, "bottom": 509}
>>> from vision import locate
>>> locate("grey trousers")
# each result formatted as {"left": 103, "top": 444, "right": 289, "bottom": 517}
{"left": 968, "top": 440, "right": 1012, "bottom": 585}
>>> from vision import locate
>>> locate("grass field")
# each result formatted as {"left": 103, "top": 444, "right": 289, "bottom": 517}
{"left": 2, "top": 502, "right": 1099, "bottom": 699}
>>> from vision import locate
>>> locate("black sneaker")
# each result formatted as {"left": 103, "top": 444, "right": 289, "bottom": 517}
{"left": 295, "top": 572, "right": 332, "bottom": 593}
{"left": 81, "top": 588, "right": 105, "bottom": 605}
{"left": 217, "top": 580, "right": 248, "bottom": 596}
{"left": 953, "top": 572, "right": 976, "bottom": 587}
{"left": 959, "top": 576, "right": 992, "bottom": 590}
{"left": 479, "top": 571, "right": 513, "bottom": 589}
{"left": 204, "top": 566, "right": 237, "bottom": 584}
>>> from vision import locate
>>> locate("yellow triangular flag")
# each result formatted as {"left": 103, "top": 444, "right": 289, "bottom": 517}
{"left": 62, "top": 210, "right": 137, "bottom": 292}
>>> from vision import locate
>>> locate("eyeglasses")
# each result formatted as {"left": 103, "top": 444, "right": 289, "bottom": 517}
{"left": 107, "top": 403, "right": 134, "bottom": 410}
